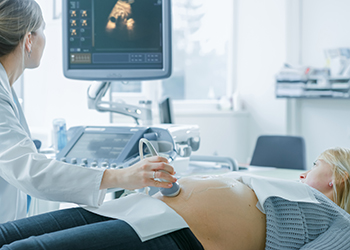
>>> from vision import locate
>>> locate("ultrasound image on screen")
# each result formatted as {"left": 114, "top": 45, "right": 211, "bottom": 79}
{"left": 94, "top": 0, "right": 162, "bottom": 51}
{"left": 66, "top": 133, "right": 133, "bottom": 159}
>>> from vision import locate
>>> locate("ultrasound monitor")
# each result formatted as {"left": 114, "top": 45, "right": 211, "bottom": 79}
{"left": 62, "top": 0, "right": 172, "bottom": 81}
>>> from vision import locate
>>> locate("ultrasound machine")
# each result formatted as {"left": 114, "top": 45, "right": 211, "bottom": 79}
{"left": 58, "top": 0, "right": 204, "bottom": 173}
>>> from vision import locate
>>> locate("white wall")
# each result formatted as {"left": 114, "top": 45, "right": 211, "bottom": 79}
{"left": 236, "top": 0, "right": 288, "bottom": 157}
{"left": 297, "top": 0, "right": 350, "bottom": 166}
{"left": 301, "top": 0, "right": 350, "bottom": 67}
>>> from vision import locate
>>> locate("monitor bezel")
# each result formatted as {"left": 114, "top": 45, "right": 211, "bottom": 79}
{"left": 62, "top": 0, "right": 172, "bottom": 81}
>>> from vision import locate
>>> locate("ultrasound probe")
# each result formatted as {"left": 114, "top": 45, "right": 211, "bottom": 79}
{"left": 139, "top": 138, "right": 181, "bottom": 197}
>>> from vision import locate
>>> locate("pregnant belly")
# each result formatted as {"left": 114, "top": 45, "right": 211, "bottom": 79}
{"left": 154, "top": 175, "right": 266, "bottom": 250}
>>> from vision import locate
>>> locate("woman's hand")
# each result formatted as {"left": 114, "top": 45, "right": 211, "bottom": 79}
{"left": 100, "top": 156, "right": 177, "bottom": 190}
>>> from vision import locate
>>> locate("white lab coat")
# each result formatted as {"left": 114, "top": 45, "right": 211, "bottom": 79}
{"left": 0, "top": 64, "right": 106, "bottom": 223}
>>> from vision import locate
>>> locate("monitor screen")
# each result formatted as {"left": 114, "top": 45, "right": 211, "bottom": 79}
{"left": 66, "top": 132, "right": 133, "bottom": 159}
{"left": 62, "top": 0, "right": 172, "bottom": 81}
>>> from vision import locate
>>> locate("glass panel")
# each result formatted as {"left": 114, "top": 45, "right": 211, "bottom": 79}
{"left": 162, "top": 0, "right": 232, "bottom": 100}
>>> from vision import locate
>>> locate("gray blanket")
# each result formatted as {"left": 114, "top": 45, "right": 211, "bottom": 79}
{"left": 264, "top": 188, "right": 350, "bottom": 250}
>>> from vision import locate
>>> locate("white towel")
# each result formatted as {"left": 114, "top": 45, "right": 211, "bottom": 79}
{"left": 83, "top": 193, "right": 188, "bottom": 242}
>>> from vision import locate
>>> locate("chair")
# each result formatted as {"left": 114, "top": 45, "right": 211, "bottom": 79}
{"left": 250, "top": 135, "right": 306, "bottom": 170}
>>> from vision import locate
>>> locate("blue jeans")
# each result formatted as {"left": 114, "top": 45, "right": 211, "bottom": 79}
{"left": 0, "top": 208, "right": 181, "bottom": 250}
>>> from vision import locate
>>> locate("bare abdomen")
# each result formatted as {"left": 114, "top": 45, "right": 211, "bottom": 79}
{"left": 154, "top": 175, "right": 266, "bottom": 250}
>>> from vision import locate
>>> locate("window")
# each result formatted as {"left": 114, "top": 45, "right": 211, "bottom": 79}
{"left": 111, "top": 0, "right": 235, "bottom": 102}
{"left": 162, "top": 0, "right": 234, "bottom": 101}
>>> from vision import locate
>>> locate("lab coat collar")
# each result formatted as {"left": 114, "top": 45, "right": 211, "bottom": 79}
{"left": 0, "top": 63, "right": 30, "bottom": 137}
{"left": 12, "top": 89, "right": 31, "bottom": 138}
{"left": 0, "top": 63, "right": 11, "bottom": 96}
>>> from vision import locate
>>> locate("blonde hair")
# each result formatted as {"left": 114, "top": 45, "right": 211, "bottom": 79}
{"left": 318, "top": 147, "right": 350, "bottom": 214}
{"left": 0, "top": 0, "right": 43, "bottom": 57}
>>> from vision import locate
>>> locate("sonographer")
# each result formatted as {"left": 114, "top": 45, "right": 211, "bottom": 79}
{"left": 0, "top": 0, "right": 176, "bottom": 224}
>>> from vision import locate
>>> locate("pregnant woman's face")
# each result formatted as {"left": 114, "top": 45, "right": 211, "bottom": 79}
{"left": 300, "top": 159, "right": 334, "bottom": 196}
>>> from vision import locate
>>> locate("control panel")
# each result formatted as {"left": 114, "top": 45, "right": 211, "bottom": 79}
{"left": 56, "top": 126, "right": 176, "bottom": 169}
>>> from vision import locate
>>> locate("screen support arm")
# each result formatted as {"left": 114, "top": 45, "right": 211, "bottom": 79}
{"left": 87, "top": 82, "right": 153, "bottom": 125}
